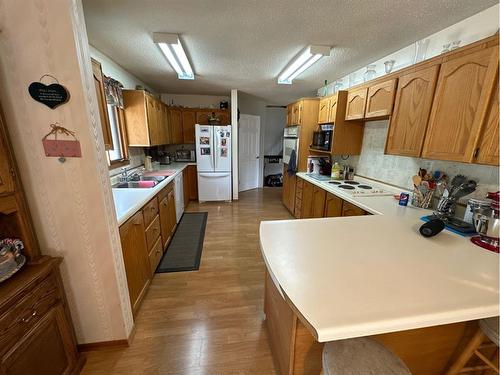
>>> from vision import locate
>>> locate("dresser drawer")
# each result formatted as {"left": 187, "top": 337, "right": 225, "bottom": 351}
{"left": 142, "top": 197, "right": 159, "bottom": 228}
{"left": 0, "top": 273, "right": 60, "bottom": 355}
{"left": 148, "top": 236, "right": 163, "bottom": 275}
{"left": 145, "top": 215, "right": 161, "bottom": 250}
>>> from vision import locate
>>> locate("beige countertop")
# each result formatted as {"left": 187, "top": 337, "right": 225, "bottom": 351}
{"left": 260, "top": 173, "right": 499, "bottom": 343}
{"left": 112, "top": 162, "right": 195, "bottom": 226}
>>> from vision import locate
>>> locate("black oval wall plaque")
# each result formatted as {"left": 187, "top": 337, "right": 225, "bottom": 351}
{"left": 28, "top": 82, "right": 69, "bottom": 109}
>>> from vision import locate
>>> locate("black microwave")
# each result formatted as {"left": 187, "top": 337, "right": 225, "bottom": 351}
{"left": 311, "top": 129, "right": 332, "bottom": 151}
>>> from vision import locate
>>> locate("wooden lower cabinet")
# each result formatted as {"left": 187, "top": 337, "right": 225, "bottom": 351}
{"left": 187, "top": 165, "right": 198, "bottom": 200}
{"left": 324, "top": 192, "right": 343, "bottom": 217}
{"left": 341, "top": 201, "right": 367, "bottom": 217}
{"left": 282, "top": 164, "right": 296, "bottom": 215}
{"left": 119, "top": 211, "right": 151, "bottom": 316}
{"left": 158, "top": 182, "right": 177, "bottom": 249}
{"left": 301, "top": 181, "right": 326, "bottom": 219}
{"left": 0, "top": 259, "right": 82, "bottom": 375}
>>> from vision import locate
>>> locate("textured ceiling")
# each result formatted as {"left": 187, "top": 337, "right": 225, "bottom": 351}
{"left": 82, "top": 0, "right": 496, "bottom": 105}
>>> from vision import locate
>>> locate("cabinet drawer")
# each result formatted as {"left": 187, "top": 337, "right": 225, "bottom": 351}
{"left": 148, "top": 236, "right": 163, "bottom": 275}
{"left": 145, "top": 215, "right": 161, "bottom": 250}
{"left": 0, "top": 273, "right": 60, "bottom": 355}
{"left": 142, "top": 197, "right": 159, "bottom": 227}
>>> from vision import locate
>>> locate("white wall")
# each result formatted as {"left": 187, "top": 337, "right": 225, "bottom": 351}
{"left": 161, "top": 93, "right": 229, "bottom": 108}
{"left": 317, "top": 4, "right": 500, "bottom": 95}
{"left": 263, "top": 107, "right": 285, "bottom": 155}
{"left": 0, "top": 0, "right": 132, "bottom": 344}
{"left": 89, "top": 46, "right": 154, "bottom": 176}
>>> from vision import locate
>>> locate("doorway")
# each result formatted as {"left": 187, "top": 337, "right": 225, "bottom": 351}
{"left": 238, "top": 114, "right": 260, "bottom": 192}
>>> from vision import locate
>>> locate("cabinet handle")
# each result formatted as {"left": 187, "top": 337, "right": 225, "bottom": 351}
{"left": 22, "top": 310, "right": 37, "bottom": 323}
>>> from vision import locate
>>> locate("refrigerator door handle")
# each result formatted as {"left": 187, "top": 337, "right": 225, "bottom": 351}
{"left": 199, "top": 172, "right": 230, "bottom": 178}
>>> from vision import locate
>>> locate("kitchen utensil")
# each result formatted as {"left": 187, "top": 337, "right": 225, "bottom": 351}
{"left": 449, "top": 174, "right": 467, "bottom": 195}
{"left": 412, "top": 175, "right": 422, "bottom": 186}
{"left": 464, "top": 198, "right": 492, "bottom": 224}
{"left": 419, "top": 219, "right": 445, "bottom": 237}
{"left": 452, "top": 180, "right": 477, "bottom": 200}
{"left": 471, "top": 191, "right": 500, "bottom": 253}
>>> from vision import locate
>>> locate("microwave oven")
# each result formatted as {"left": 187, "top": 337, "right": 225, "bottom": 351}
{"left": 311, "top": 129, "right": 333, "bottom": 151}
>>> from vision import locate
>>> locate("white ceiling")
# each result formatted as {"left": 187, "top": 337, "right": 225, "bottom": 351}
{"left": 82, "top": 0, "right": 496, "bottom": 105}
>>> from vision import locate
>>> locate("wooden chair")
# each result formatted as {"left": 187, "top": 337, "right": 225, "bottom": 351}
{"left": 446, "top": 317, "right": 499, "bottom": 374}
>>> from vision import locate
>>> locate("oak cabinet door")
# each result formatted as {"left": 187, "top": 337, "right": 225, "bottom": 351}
{"left": 156, "top": 102, "right": 168, "bottom": 145}
{"left": 146, "top": 96, "right": 160, "bottom": 146}
{"left": 300, "top": 180, "right": 314, "bottom": 219}
{"left": 169, "top": 109, "right": 183, "bottom": 144}
{"left": 291, "top": 102, "right": 302, "bottom": 125}
{"left": 365, "top": 79, "right": 397, "bottom": 118}
{"left": 196, "top": 110, "right": 211, "bottom": 124}
{"left": 1, "top": 304, "right": 77, "bottom": 375}
{"left": 345, "top": 88, "right": 368, "bottom": 120}
{"left": 286, "top": 105, "right": 293, "bottom": 126}
{"left": 422, "top": 47, "right": 498, "bottom": 162}
{"left": 474, "top": 79, "right": 499, "bottom": 165}
{"left": 159, "top": 196, "right": 172, "bottom": 248}
{"left": 219, "top": 111, "right": 231, "bottom": 125}
{"left": 311, "top": 186, "right": 326, "bottom": 218}
{"left": 182, "top": 110, "right": 196, "bottom": 144}
{"left": 385, "top": 66, "right": 439, "bottom": 157}
{"left": 327, "top": 94, "right": 338, "bottom": 123}
{"left": 324, "top": 193, "right": 343, "bottom": 217}
{"left": 318, "top": 97, "right": 330, "bottom": 124}
{"left": 342, "top": 201, "right": 365, "bottom": 217}
{"left": 167, "top": 189, "right": 177, "bottom": 236}
{"left": 119, "top": 211, "right": 150, "bottom": 315}
{"left": 188, "top": 165, "right": 198, "bottom": 200}
{"left": 91, "top": 59, "right": 113, "bottom": 150}
{"left": 161, "top": 103, "right": 171, "bottom": 144}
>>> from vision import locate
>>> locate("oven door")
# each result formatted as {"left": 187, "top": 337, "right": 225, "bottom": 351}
{"left": 283, "top": 137, "right": 298, "bottom": 165}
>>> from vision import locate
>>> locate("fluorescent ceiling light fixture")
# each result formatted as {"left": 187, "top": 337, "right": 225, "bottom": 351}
{"left": 153, "top": 33, "right": 194, "bottom": 80}
{"left": 278, "top": 45, "right": 331, "bottom": 84}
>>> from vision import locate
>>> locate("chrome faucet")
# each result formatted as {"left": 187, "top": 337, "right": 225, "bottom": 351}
{"left": 119, "top": 167, "right": 145, "bottom": 182}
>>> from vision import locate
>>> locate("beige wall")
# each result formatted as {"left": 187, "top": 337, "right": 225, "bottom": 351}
{"left": 0, "top": 0, "right": 133, "bottom": 344}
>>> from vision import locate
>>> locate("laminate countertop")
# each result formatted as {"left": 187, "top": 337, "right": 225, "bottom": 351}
{"left": 112, "top": 162, "right": 195, "bottom": 226}
{"left": 260, "top": 172, "right": 500, "bottom": 343}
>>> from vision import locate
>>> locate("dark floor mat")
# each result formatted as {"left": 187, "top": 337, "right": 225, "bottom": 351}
{"left": 156, "top": 212, "right": 208, "bottom": 273}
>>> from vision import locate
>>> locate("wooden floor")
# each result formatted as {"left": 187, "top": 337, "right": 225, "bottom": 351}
{"left": 81, "top": 187, "right": 292, "bottom": 375}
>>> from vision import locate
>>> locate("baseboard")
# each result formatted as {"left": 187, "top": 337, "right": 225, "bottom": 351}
{"left": 77, "top": 322, "right": 137, "bottom": 352}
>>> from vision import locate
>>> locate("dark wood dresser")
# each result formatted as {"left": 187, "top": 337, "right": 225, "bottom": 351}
{"left": 0, "top": 97, "right": 84, "bottom": 374}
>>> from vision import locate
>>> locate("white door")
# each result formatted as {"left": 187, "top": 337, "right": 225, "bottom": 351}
{"left": 196, "top": 125, "right": 214, "bottom": 172}
{"left": 238, "top": 114, "right": 260, "bottom": 192}
{"left": 214, "top": 126, "right": 232, "bottom": 172}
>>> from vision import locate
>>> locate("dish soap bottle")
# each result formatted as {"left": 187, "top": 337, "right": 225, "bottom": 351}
{"left": 331, "top": 162, "right": 341, "bottom": 180}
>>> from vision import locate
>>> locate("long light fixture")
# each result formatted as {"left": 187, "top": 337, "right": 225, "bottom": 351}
{"left": 153, "top": 33, "right": 194, "bottom": 80}
{"left": 278, "top": 45, "right": 331, "bottom": 84}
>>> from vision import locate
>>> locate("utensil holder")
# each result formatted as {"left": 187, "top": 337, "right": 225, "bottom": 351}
{"left": 411, "top": 188, "right": 435, "bottom": 208}
{"left": 435, "top": 196, "right": 457, "bottom": 217}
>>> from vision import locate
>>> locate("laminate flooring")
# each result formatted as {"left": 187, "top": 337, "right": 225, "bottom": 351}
{"left": 81, "top": 187, "right": 292, "bottom": 375}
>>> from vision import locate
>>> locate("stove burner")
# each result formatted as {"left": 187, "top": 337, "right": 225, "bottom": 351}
{"left": 343, "top": 181, "right": 360, "bottom": 185}
{"left": 329, "top": 181, "right": 341, "bottom": 185}
{"left": 358, "top": 185, "right": 373, "bottom": 189}
{"left": 338, "top": 185, "right": 355, "bottom": 190}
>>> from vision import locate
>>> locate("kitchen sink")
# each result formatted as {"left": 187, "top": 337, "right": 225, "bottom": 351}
{"left": 112, "top": 173, "right": 169, "bottom": 189}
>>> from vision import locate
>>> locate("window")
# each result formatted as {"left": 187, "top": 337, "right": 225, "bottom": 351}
{"left": 107, "top": 104, "right": 129, "bottom": 167}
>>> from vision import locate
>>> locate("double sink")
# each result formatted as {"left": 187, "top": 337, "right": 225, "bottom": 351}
{"left": 112, "top": 175, "right": 167, "bottom": 189}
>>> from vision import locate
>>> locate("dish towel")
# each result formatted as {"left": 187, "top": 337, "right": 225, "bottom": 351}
{"left": 287, "top": 149, "right": 297, "bottom": 176}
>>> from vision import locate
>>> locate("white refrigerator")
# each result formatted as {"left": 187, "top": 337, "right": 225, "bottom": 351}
{"left": 195, "top": 124, "right": 232, "bottom": 201}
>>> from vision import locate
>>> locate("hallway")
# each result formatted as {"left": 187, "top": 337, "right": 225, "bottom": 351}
{"left": 82, "top": 187, "right": 292, "bottom": 374}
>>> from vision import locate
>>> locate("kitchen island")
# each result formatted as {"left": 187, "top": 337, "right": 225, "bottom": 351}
{"left": 260, "top": 173, "right": 499, "bottom": 374}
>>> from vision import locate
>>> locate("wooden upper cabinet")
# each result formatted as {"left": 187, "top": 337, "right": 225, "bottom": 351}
{"left": 422, "top": 46, "right": 498, "bottom": 162}
{"left": 196, "top": 110, "right": 211, "bottom": 124}
{"left": 385, "top": 66, "right": 439, "bottom": 157}
{"left": 318, "top": 97, "right": 330, "bottom": 124}
{"left": 290, "top": 101, "right": 302, "bottom": 125}
{"left": 365, "top": 79, "right": 397, "bottom": 118}
{"left": 286, "top": 105, "right": 293, "bottom": 126}
{"left": 182, "top": 110, "right": 196, "bottom": 144}
{"left": 169, "top": 108, "right": 183, "bottom": 144}
{"left": 345, "top": 87, "right": 368, "bottom": 120}
{"left": 474, "top": 77, "right": 499, "bottom": 165}
{"left": 146, "top": 96, "right": 160, "bottom": 146}
{"left": 218, "top": 111, "right": 230, "bottom": 125}
{"left": 91, "top": 59, "right": 113, "bottom": 150}
{"left": 327, "top": 94, "right": 338, "bottom": 123}
{"left": 160, "top": 103, "right": 171, "bottom": 144}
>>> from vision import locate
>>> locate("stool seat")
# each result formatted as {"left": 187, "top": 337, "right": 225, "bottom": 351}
{"left": 479, "top": 317, "right": 499, "bottom": 346}
{"left": 323, "top": 338, "right": 411, "bottom": 375}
